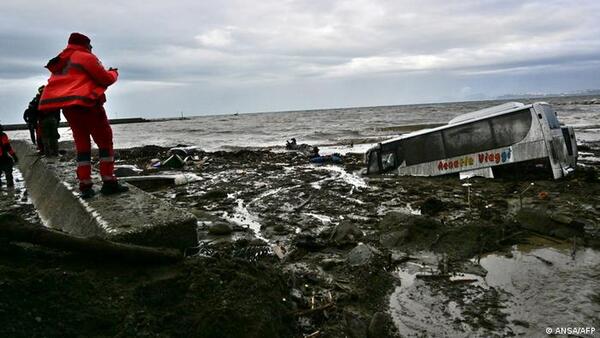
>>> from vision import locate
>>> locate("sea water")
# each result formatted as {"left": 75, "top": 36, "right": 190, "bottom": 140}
{"left": 7, "top": 96, "right": 600, "bottom": 152}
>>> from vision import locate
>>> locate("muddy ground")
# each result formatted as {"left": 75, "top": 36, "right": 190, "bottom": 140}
{"left": 1, "top": 141, "right": 600, "bottom": 337}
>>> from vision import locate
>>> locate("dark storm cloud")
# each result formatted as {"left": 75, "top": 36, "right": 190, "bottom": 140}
{"left": 1, "top": 0, "right": 600, "bottom": 123}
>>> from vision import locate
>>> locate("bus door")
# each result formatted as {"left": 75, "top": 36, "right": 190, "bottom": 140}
{"left": 381, "top": 141, "right": 403, "bottom": 173}
{"left": 366, "top": 145, "right": 382, "bottom": 174}
{"left": 533, "top": 103, "right": 571, "bottom": 178}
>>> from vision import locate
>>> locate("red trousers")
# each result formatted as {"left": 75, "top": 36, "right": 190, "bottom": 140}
{"left": 63, "top": 104, "right": 116, "bottom": 190}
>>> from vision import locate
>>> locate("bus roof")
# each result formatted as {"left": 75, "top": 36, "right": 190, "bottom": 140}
{"left": 380, "top": 102, "right": 543, "bottom": 145}
{"left": 448, "top": 102, "right": 525, "bottom": 124}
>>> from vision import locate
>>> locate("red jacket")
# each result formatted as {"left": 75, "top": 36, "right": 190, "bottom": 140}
{"left": 38, "top": 44, "right": 118, "bottom": 111}
{"left": 0, "top": 133, "right": 16, "bottom": 159}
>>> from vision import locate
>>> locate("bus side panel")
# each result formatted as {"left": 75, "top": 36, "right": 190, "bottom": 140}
{"left": 396, "top": 141, "right": 549, "bottom": 177}
{"left": 511, "top": 140, "right": 549, "bottom": 164}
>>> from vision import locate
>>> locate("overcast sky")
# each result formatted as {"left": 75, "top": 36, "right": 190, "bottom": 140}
{"left": 1, "top": 0, "right": 599, "bottom": 123}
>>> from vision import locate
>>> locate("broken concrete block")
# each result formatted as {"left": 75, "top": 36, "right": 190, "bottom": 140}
{"left": 12, "top": 140, "right": 197, "bottom": 249}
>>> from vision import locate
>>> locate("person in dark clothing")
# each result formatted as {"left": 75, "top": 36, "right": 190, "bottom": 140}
{"left": 310, "top": 146, "right": 320, "bottom": 158}
{"left": 23, "top": 86, "right": 44, "bottom": 145}
{"left": 25, "top": 86, "right": 61, "bottom": 156}
{"left": 0, "top": 124, "right": 18, "bottom": 188}
{"left": 39, "top": 111, "right": 61, "bottom": 156}
{"left": 286, "top": 138, "right": 297, "bottom": 150}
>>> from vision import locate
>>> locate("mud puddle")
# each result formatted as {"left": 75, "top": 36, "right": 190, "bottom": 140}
{"left": 390, "top": 242, "right": 600, "bottom": 337}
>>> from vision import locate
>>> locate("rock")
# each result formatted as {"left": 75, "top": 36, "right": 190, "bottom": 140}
{"left": 378, "top": 212, "right": 415, "bottom": 230}
{"left": 570, "top": 218, "right": 590, "bottom": 232}
{"left": 249, "top": 238, "right": 267, "bottom": 246}
{"left": 551, "top": 227, "right": 580, "bottom": 240}
{"left": 550, "top": 213, "right": 589, "bottom": 232}
{"left": 329, "top": 221, "right": 364, "bottom": 244}
{"left": 320, "top": 257, "right": 345, "bottom": 270}
{"left": 113, "top": 165, "right": 142, "bottom": 177}
{"left": 207, "top": 222, "right": 233, "bottom": 235}
{"left": 293, "top": 233, "right": 326, "bottom": 251}
{"left": 378, "top": 212, "right": 440, "bottom": 231}
{"left": 550, "top": 213, "right": 572, "bottom": 225}
{"left": 515, "top": 208, "right": 555, "bottom": 235}
{"left": 380, "top": 230, "right": 409, "bottom": 248}
{"left": 420, "top": 196, "right": 445, "bottom": 216}
{"left": 516, "top": 208, "right": 584, "bottom": 239}
{"left": 390, "top": 252, "right": 410, "bottom": 264}
{"left": 461, "top": 261, "right": 488, "bottom": 277}
{"left": 344, "top": 311, "right": 368, "bottom": 338}
{"left": 368, "top": 312, "right": 391, "bottom": 338}
{"left": 290, "top": 288, "right": 303, "bottom": 302}
{"left": 272, "top": 224, "right": 289, "bottom": 235}
{"left": 377, "top": 213, "right": 441, "bottom": 248}
{"left": 347, "top": 243, "right": 375, "bottom": 267}
{"left": 201, "top": 190, "right": 228, "bottom": 200}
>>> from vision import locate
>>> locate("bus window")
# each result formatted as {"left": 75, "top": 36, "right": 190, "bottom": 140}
{"left": 381, "top": 152, "right": 396, "bottom": 171}
{"left": 542, "top": 106, "right": 561, "bottom": 129}
{"left": 404, "top": 131, "right": 445, "bottom": 165}
{"left": 490, "top": 109, "right": 532, "bottom": 147}
{"left": 443, "top": 120, "right": 495, "bottom": 158}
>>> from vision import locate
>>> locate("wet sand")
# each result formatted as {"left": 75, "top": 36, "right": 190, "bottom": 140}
{"left": 1, "top": 141, "right": 600, "bottom": 337}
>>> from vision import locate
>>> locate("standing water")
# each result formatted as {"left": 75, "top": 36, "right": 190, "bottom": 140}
{"left": 389, "top": 243, "right": 600, "bottom": 336}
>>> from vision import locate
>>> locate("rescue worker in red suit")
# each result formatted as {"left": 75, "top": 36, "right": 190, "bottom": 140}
{"left": 0, "top": 124, "right": 19, "bottom": 188}
{"left": 38, "top": 32, "right": 128, "bottom": 198}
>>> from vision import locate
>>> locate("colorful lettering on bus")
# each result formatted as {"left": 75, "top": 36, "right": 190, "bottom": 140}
{"left": 437, "top": 148, "right": 512, "bottom": 172}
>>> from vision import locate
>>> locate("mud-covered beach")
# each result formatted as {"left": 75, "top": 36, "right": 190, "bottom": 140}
{"left": 1, "top": 137, "right": 599, "bottom": 337}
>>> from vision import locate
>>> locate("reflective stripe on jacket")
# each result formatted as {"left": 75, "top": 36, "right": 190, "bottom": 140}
{"left": 38, "top": 44, "right": 118, "bottom": 111}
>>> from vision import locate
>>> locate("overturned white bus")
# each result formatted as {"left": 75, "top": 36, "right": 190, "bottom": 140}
{"left": 365, "top": 102, "right": 578, "bottom": 179}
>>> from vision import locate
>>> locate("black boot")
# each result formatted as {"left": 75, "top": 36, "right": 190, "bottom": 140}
{"left": 5, "top": 171, "right": 14, "bottom": 188}
{"left": 100, "top": 181, "right": 129, "bottom": 195}
{"left": 80, "top": 187, "right": 96, "bottom": 199}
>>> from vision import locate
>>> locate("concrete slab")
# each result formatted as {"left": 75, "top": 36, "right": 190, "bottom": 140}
{"left": 12, "top": 140, "right": 198, "bottom": 249}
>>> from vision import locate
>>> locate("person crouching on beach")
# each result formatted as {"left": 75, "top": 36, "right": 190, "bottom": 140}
{"left": 0, "top": 124, "right": 18, "bottom": 188}
{"left": 38, "top": 32, "right": 128, "bottom": 198}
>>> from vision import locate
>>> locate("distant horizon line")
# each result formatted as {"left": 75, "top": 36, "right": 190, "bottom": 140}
{"left": 3, "top": 90, "right": 598, "bottom": 125}
{"left": 135, "top": 90, "right": 600, "bottom": 120}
